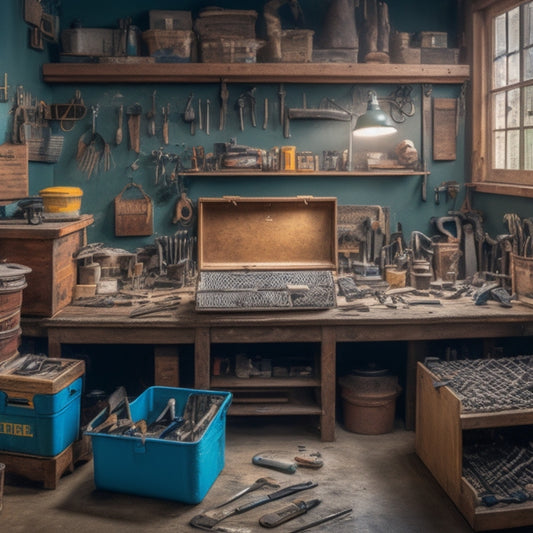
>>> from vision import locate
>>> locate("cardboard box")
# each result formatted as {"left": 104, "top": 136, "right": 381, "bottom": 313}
{"left": 86, "top": 387, "right": 232, "bottom": 503}
{"left": 0, "top": 356, "right": 85, "bottom": 456}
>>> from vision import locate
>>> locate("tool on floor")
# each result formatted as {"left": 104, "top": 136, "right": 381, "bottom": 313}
{"left": 259, "top": 498, "right": 321, "bottom": 528}
{"left": 127, "top": 104, "right": 142, "bottom": 154}
{"left": 147, "top": 90, "right": 156, "bottom": 136}
{"left": 189, "top": 481, "right": 317, "bottom": 530}
{"left": 220, "top": 80, "right": 228, "bottom": 130}
{"left": 184, "top": 94, "right": 195, "bottom": 135}
{"left": 214, "top": 477, "right": 280, "bottom": 508}
{"left": 286, "top": 507, "right": 353, "bottom": 533}
{"left": 253, "top": 453, "right": 297, "bottom": 474}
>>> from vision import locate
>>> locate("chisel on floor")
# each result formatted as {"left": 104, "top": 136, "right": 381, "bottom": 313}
{"left": 286, "top": 507, "right": 353, "bottom": 533}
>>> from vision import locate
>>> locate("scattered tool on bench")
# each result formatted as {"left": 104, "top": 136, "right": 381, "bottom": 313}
{"left": 214, "top": 477, "right": 280, "bottom": 508}
{"left": 189, "top": 481, "right": 317, "bottom": 530}
{"left": 259, "top": 498, "right": 321, "bottom": 528}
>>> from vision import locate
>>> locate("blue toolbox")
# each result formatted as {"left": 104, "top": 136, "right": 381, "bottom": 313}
{"left": 86, "top": 386, "right": 232, "bottom": 504}
{"left": 0, "top": 355, "right": 85, "bottom": 456}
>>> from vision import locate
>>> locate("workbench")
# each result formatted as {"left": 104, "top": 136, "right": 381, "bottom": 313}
{"left": 21, "top": 294, "right": 533, "bottom": 442}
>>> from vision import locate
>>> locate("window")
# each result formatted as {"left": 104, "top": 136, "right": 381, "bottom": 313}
{"left": 471, "top": 0, "right": 533, "bottom": 196}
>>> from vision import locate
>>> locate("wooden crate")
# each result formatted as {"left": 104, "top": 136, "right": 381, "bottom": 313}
{"left": 0, "top": 215, "right": 93, "bottom": 317}
{"left": 416, "top": 362, "right": 533, "bottom": 531}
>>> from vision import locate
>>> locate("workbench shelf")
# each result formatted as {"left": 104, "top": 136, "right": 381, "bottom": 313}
{"left": 180, "top": 170, "right": 430, "bottom": 177}
{"left": 42, "top": 63, "right": 470, "bottom": 84}
{"left": 416, "top": 362, "right": 533, "bottom": 531}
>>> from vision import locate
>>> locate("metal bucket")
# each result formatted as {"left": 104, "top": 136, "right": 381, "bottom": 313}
{"left": 339, "top": 368, "right": 401, "bottom": 435}
{"left": 0, "top": 264, "right": 32, "bottom": 362}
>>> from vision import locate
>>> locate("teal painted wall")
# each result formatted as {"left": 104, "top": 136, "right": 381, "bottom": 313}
{"left": 2, "top": 0, "right": 476, "bottom": 251}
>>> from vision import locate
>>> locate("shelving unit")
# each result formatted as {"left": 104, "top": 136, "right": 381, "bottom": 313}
{"left": 42, "top": 62, "right": 470, "bottom": 84}
{"left": 416, "top": 362, "right": 533, "bottom": 531}
{"left": 179, "top": 170, "right": 430, "bottom": 177}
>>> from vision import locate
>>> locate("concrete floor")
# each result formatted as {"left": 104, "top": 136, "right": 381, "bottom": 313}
{"left": 1, "top": 417, "right": 531, "bottom": 533}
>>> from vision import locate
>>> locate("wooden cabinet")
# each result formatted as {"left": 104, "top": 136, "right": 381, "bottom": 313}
{"left": 416, "top": 362, "right": 533, "bottom": 531}
{"left": 0, "top": 215, "right": 93, "bottom": 317}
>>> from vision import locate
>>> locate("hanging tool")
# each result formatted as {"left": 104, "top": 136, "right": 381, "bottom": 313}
{"left": 127, "top": 104, "right": 142, "bottom": 154}
{"left": 184, "top": 94, "right": 195, "bottom": 135}
{"left": 147, "top": 90, "right": 156, "bottom": 136}
{"left": 162, "top": 105, "right": 169, "bottom": 145}
{"left": 421, "top": 84, "right": 432, "bottom": 202}
{"left": 198, "top": 98, "right": 203, "bottom": 130}
{"left": 237, "top": 95, "right": 245, "bottom": 131}
{"left": 263, "top": 98, "right": 269, "bottom": 129}
{"left": 219, "top": 80, "right": 228, "bottom": 131}
{"left": 189, "top": 481, "right": 317, "bottom": 530}
{"left": 286, "top": 507, "right": 353, "bottom": 533}
{"left": 206, "top": 99, "right": 211, "bottom": 135}
{"left": 279, "top": 83, "right": 286, "bottom": 126}
{"left": 214, "top": 477, "right": 280, "bottom": 509}
{"left": 115, "top": 105, "right": 123, "bottom": 145}
{"left": 259, "top": 499, "right": 321, "bottom": 528}
{"left": 246, "top": 87, "right": 257, "bottom": 127}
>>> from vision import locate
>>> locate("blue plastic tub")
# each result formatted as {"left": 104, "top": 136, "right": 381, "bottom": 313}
{"left": 86, "top": 386, "right": 232, "bottom": 504}
{"left": 0, "top": 376, "right": 83, "bottom": 456}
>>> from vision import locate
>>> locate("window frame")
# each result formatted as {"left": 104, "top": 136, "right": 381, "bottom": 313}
{"left": 471, "top": 0, "right": 533, "bottom": 197}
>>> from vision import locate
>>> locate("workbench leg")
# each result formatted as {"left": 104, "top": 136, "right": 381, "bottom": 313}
{"left": 406, "top": 340, "right": 429, "bottom": 430}
{"left": 48, "top": 333, "right": 62, "bottom": 358}
{"left": 320, "top": 327, "right": 336, "bottom": 442}
{"left": 154, "top": 346, "right": 180, "bottom": 387}
{"left": 195, "top": 327, "right": 211, "bottom": 390}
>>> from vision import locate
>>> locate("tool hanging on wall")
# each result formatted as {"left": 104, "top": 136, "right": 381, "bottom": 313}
{"left": 205, "top": 99, "right": 210, "bottom": 135}
{"left": 219, "top": 80, "right": 228, "bottom": 131}
{"left": 198, "top": 98, "right": 203, "bottom": 131}
{"left": 115, "top": 105, "right": 123, "bottom": 145}
{"left": 127, "top": 103, "right": 142, "bottom": 153}
{"left": 146, "top": 90, "right": 156, "bottom": 136}
{"left": 0, "top": 73, "right": 8, "bottom": 103}
{"left": 162, "top": 104, "right": 169, "bottom": 145}
{"left": 183, "top": 94, "right": 195, "bottom": 135}
{"left": 172, "top": 175, "right": 194, "bottom": 227}
{"left": 420, "top": 84, "right": 432, "bottom": 202}
{"left": 23, "top": 0, "right": 58, "bottom": 50}
{"left": 49, "top": 90, "right": 87, "bottom": 132}
{"left": 77, "top": 105, "right": 109, "bottom": 178}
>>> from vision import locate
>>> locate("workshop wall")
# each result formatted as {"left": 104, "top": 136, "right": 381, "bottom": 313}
{"left": 3, "top": 0, "right": 470, "bottom": 249}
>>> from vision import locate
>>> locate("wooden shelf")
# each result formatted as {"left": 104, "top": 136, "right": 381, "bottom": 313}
{"left": 228, "top": 401, "right": 322, "bottom": 416}
{"left": 211, "top": 376, "right": 320, "bottom": 388}
{"left": 181, "top": 170, "right": 430, "bottom": 177}
{"left": 42, "top": 62, "right": 470, "bottom": 84}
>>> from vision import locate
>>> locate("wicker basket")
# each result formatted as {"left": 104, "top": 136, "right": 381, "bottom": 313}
{"left": 194, "top": 8, "right": 257, "bottom": 40}
{"left": 280, "top": 30, "right": 314, "bottom": 62}
{"left": 200, "top": 38, "right": 263, "bottom": 63}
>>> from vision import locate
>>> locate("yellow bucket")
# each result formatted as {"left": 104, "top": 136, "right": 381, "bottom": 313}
{"left": 39, "top": 186, "right": 83, "bottom": 215}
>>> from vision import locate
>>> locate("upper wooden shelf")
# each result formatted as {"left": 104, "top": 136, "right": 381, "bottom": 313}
{"left": 42, "top": 62, "right": 470, "bottom": 84}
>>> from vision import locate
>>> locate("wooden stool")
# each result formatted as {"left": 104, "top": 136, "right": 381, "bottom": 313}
{"left": 0, "top": 444, "right": 74, "bottom": 489}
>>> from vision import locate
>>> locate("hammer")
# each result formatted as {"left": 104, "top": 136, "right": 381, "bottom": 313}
{"left": 214, "top": 477, "right": 280, "bottom": 508}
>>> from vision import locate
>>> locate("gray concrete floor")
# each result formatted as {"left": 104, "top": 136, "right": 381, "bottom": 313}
{"left": 1, "top": 417, "right": 531, "bottom": 533}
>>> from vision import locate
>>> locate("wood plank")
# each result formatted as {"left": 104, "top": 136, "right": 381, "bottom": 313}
{"left": 42, "top": 62, "right": 470, "bottom": 84}
{"left": 320, "top": 326, "right": 336, "bottom": 442}
{"left": 0, "top": 214, "right": 93, "bottom": 239}
{"left": 154, "top": 346, "right": 179, "bottom": 387}
{"left": 211, "top": 376, "right": 321, "bottom": 388}
{"left": 433, "top": 97, "right": 458, "bottom": 160}
{"left": 461, "top": 408, "right": 533, "bottom": 429}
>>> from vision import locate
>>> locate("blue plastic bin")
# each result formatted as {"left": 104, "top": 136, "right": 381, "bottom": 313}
{"left": 86, "top": 386, "right": 232, "bottom": 504}
{"left": 0, "top": 376, "right": 83, "bottom": 456}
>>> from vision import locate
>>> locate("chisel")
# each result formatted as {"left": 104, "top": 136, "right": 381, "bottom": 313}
{"left": 286, "top": 507, "right": 353, "bottom": 533}
{"left": 259, "top": 498, "right": 321, "bottom": 528}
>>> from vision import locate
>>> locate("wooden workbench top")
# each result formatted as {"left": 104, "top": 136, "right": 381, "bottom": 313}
{"left": 0, "top": 214, "right": 94, "bottom": 239}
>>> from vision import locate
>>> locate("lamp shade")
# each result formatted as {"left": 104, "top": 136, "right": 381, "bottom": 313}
{"left": 354, "top": 91, "right": 397, "bottom": 137}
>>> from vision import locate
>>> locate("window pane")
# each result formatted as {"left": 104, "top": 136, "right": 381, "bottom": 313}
{"left": 524, "top": 2, "right": 533, "bottom": 47}
{"left": 508, "top": 88, "right": 520, "bottom": 127}
{"left": 494, "top": 92, "right": 506, "bottom": 129}
{"left": 524, "top": 46, "right": 533, "bottom": 80}
{"left": 494, "top": 56, "right": 507, "bottom": 88}
{"left": 494, "top": 13, "right": 507, "bottom": 59}
{"left": 494, "top": 130, "right": 506, "bottom": 168}
{"left": 509, "top": 51, "right": 520, "bottom": 84}
{"left": 509, "top": 7, "right": 520, "bottom": 52}
{"left": 507, "top": 129, "right": 520, "bottom": 168}
{"left": 524, "top": 86, "right": 533, "bottom": 126}
{"left": 524, "top": 128, "right": 533, "bottom": 169}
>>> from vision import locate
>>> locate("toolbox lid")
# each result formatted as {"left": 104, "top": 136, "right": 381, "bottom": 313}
{"left": 39, "top": 186, "right": 83, "bottom": 198}
{"left": 198, "top": 196, "right": 337, "bottom": 271}
{"left": 0, "top": 355, "right": 85, "bottom": 395}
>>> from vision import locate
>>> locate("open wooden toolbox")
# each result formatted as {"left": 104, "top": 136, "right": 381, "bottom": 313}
{"left": 416, "top": 357, "right": 533, "bottom": 531}
{"left": 195, "top": 196, "right": 337, "bottom": 311}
